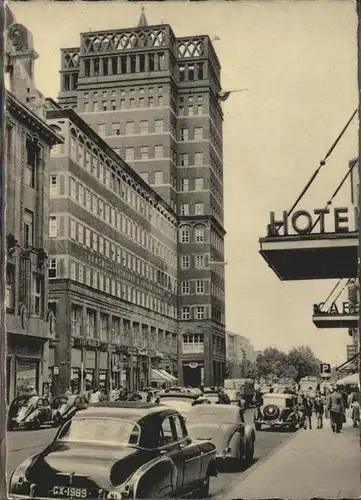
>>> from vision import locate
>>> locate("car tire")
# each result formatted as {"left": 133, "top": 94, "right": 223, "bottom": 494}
{"left": 244, "top": 438, "right": 255, "bottom": 464}
{"left": 194, "top": 473, "right": 210, "bottom": 499}
{"left": 32, "top": 419, "right": 41, "bottom": 430}
{"left": 255, "top": 423, "right": 261, "bottom": 431}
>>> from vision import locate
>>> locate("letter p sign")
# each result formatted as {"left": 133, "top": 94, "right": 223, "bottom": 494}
{"left": 320, "top": 363, "right": 331, "bottom": 377}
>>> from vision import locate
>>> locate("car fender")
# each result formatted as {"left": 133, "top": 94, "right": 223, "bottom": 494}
{"left": 245, "top": 425, "right": 256, "bottom": 443}
{"left": 228, "top": 431, "right": 241, "bottom": 459}
{"left": 131, "top": 456, "right": 177, "bottom": 499}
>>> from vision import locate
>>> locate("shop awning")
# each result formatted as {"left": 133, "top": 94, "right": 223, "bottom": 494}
{"left": 259, "top": 232, "right": 358, "bottom": 280}
{"left": 158, "top": 369, "right": 178, "bottom": 382}
{"left": 337, "top": 373, "right": 360, "bottom": 386}
{"left": 335, "top": 352, "right": 360, "bottom": 374}
{"left": 150, "top": 369, "right": 173, "bottom": 383}
{"left": 312, "top": 312, "right": 358, "bottom": 329}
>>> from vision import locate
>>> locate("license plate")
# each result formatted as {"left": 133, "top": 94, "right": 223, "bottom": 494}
{"left": 50, "top": 486, "right": 87, "bottom": 498}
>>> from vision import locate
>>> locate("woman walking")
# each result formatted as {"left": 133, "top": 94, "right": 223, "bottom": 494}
{"left": 314, "top": 390, "right": 324, "bottom": 429}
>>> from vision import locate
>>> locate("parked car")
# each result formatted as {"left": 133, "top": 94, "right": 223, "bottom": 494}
{"left": 186, "top": 404, "right": 256, "bottom": 467}
{"left": 7, "top": 395, "right": 55, "bottom": 431}
{"left": 156, "top": 392, "right": 210, "bottom": 417}
{"left": 253, "top": 393, "right": 300, "bottom": 431}
{"left": 9, "top": 401, "right": 218, "bottom": 499}
{"left": 51, "top": 395, "right": 88, "bottom": 426}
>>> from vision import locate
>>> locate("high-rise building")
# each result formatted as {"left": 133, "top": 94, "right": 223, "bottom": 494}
{"left": 4, "top": 11, "right": 63, "bottom": 402}
{"left": 57, "top": 11, "right": 226, "bottom": 386}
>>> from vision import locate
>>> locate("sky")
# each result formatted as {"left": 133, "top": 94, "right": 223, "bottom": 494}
{"left": 9, "top": 0, "right": 358, "bottom": 366}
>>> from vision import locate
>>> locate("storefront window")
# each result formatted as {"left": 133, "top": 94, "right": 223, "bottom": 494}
{"left": 16, "top": 359, "right": 38, "bottom": 396}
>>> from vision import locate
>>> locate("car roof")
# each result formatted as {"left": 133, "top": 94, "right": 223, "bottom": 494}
{"left": 74, "top": 401, "right": 177, "bottom": 421}
{"left": 157, "top": 392, "right": 198, "bottom": 400}
{"left": 188, "top": 403, "right": 240, "bottom": 416}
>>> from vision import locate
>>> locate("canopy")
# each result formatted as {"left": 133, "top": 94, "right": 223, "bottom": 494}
{"left": 337, "top": 373, "right": 360, "bottom": 386}
{"left": 158, "top": 369, "right": 177, "bottom": 382}
{"left": 150, "top": 369, "right": 173, "bottom": 383}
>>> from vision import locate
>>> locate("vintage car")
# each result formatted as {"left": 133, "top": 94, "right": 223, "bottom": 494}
{"left": 186, "top": 404, "right": 256, "bottom": 467}
{"left": 253, "top": 393, "right": 300, "bottom": 431}
{"left": 7, "top": 395, "right": 55, "bottom": 431}
{"left": 9, "top": 402, "right": 218, "bottom": 499}
{"left": 202, "top": 389, "right": 243, "bottom": 407}
{"left": 51, "top": 395, "right": 88, "bottom": 426}
{"left": 155, "top": 392, "right": 210, "bottom": 417}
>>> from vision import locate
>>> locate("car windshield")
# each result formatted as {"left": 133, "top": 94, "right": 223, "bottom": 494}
{"left": 57, "top": 418, "right": 141, "bottom": 446}
{"left": 264, "top": 396, "right": 292, "bottom": 407}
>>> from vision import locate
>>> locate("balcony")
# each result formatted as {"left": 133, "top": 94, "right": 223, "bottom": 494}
{"left": 259, "top": 207, "right": 358, "bottom": 281}
{"left": 182, "top": 343, "right": 204, "bottom": 354}
{"left": 312, "top": 301, "right": 358, "bottom": 329}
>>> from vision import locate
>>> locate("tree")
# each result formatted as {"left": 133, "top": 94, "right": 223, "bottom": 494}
{"left": 287, "top": 345, "right": 320, "bottom": 382}
{"left": 255, "top": 347, "right": 290, "bottom": 380}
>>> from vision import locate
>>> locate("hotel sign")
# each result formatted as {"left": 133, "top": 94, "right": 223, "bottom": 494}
{"left": 313, "top": 302, "right": 359, "bottom": 315}
{"left": 268, "top": 207, "right": 357, "bottom": 237}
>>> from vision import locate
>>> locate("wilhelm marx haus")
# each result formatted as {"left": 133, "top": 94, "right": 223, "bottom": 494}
{"left": 5, "top": 9, "right": 226, "bottom": 398}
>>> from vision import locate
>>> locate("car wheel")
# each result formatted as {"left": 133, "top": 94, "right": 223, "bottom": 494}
{"left": 244, "top": 438, "right": 255, "bottom": 464}
{"left": 194, "top": 473, "right": 210, "bottom": 499}
{"left": 255, "top": 423, "right": 261, "bottom": 431}
{"left": 32, "top": 419, "right": 41, "bottom": 430}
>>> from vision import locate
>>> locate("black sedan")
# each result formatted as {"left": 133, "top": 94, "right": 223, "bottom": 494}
{"left": 9, "top": 401, "right": 218, "bottom": 499}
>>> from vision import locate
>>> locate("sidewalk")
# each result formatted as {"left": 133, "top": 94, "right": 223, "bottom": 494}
{"left": 217, "top": 417, "right": 361, "bottom": 499}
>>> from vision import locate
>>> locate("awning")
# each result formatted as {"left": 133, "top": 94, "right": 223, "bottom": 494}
{"left": 150, "top": 369, "right": 173, "bottom": 383}
{"left": 312, "top": 312, "right": 358, "bottom": 329}
{"left": 335, "top": 352, "right": 360, "bottom": 374}
{"left": 158, "top": 369, "right": 178, "bottom": 382}
{"left": 337, "top": 373, "right": 360, "bottom": 386}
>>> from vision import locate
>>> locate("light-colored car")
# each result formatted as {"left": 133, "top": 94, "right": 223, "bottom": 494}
{"left": 253, "top": 393, "right": 300, "bottom": 431}
{"left": 186, "top": 404, "right": 256, "bottom": 466}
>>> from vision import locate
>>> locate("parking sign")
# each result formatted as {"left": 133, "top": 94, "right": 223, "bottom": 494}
{"left": 320, "top": 363, "right": 331, "bottom": 377}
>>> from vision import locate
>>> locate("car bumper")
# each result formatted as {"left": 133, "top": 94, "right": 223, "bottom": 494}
{"left": 255, "top": 419, "right": 295, "bottom": 427}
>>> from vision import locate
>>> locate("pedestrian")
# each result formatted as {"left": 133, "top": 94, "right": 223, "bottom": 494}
{"left": 327, "top": 384, "right": 345, "bottom": 434}
{"left": 89, "top": 387, "right": 101, "bottom": 403}
{"left": 313, "top": 390, "right": 324, "bottom": 429}
{"left": 350, "top": 393, "right": 360, "bottom": 428}
{"left": 302, "top": 394, "right": 313, "bottom": 430}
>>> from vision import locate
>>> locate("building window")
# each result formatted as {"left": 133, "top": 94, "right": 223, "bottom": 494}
{"left": 125, "top": 121, "right": 135, "bottom": 135}
{"left": 148, "top": 97, "right": 154, "bottom": 107}
{"left": 49, "top": 176, "right": 58, "bottom": 196}
{"left": 130, "top": 98, "right": 135, "bottom": 108}
{"left": 181, "top": 306, "right": 190, "bottom": 320}
{"left": 100, "top": 314, "right": 109, "bottom": 341}
{"left": 195, "top": 178, "right": 204, "bottom": 191}
{"left": 25, "top": 137, "right": 39, "bottom": 188}
{"left": 196, "top": 255, "right": 205, "bottom": 268}
{"left": 125, "top": 148, "right": 134, "bottom": 162}
{"left": 23, "top": 209, "right": 34, "bottom": 248}
{"left": 155, "top": 120, "right": 164, "bottom": 133}
{"left": 48, "top": 259, "right": 57, "bottom": 278}
{"left": 140, "top": 146, "right": 149, "bottom": 160}
{"left": 6, "top": 264, "right": 15, "bottom": 310}
{"left": 32, "top": 274, "right": 43, "bottom": 316}
{"left": 196, "top": 280, "right": 204, "bottom": 294}
{"left": 71, "top": 305, "right": 82, "bottom": 336}
{"left": 158, "top": 96, "right": 163, "bottom": 106}
{"left": 180, "top": 154, "right": 189, "bottom": 166}
{"left": 111, "top": 100, "right": 116, "bottom": 111}
{"left": 49, "top": 216, "right": 57, "bottom": 238}
{"left": 179, "top": 65, "right": 185, "bottom": 81}
{"left": 181, "top": 256, "right": 190, "bottom": 268}
{"left": 180, "top": 204, "right": 189, "bottom": 216}
{"left": 188, "top": 106, "right": 194, "bottom": 116}
{"left": 180, "top": 179, "right": 189, "bottom": 191}
{"left": 154, "top": 145, "right": 163, "bottom": 158}
{"left": 154, "top": 171, "right": 163, "bottom": 185}
{"left": 195, "top": 228, "right": 204, "bottom": 242}
{"left": 181, "top": 281, "right": 190, "bottom": 294}
{"left": 112, "top": 122, "right": 121, "bottom": 136}
{"left": 140, "top": 121, "right": 149, "bottom": 134}
{"left": 139, "top": 97, "right": 145, "bottom": 108}
{"left": 196, "top": 306, "right": 205, "bottom": 319}
{"left": 195, "top": 203, "right": 204, "bottom": 215}
{"left": 93, "top": 102, "right": 99, "bottom": 112}
{"left": 97, "top": 123, "right": 106, "bottom": 137}
{"left": 86, "top": 309, "right": 96, "bottom": 337}
{"left": 140, "top": 172, "right": 149, "bottom": 183}
{"left": 180, "top": 229, "right": 190, "bottom": 243}
{"left": 195, "top": 152, "right": 204, "bottom": 165}
{"left": 197, "top": 104, "right": 203, "bottom": 115}
{"left": 180, "top": 128, "right": 188, "bottom": 141}
{"left": 194, "top": 127, "right": 203, "bottom": 140}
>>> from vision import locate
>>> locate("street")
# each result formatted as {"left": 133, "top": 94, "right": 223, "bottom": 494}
{"left": 5, "top": 410, "right": 297, "bottom": 498}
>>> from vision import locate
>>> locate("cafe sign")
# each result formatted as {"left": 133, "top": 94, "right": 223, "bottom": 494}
{"left": 268, "top": 206, "right": 357, "bottom": 237}
{"left": 313, "top": 301, "right": 359, "bottom": 315}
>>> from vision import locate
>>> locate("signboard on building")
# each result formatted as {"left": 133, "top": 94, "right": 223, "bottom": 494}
{"left": 313, "top": 302, "right": 359, "bottom": 315}
{"left": 347, "top": 344, "right": 357, "bottom": 360}
{"left": 268, "top": 206, "right": 357, "bottom": 237}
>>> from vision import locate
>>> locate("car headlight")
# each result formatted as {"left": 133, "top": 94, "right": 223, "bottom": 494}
{"left": 11, "top": 458, "right": 33, "bottom": 488}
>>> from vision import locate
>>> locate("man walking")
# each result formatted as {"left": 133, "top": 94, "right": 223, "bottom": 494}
{"left": 314, "top": 390, "right": 324, "bottom": 429}
{"left": 327, "top": 384, "right": 344, "bottom": 433}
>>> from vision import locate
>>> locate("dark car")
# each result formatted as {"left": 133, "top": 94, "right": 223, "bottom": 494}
{"left": 9, "top": 402, "right": 218, "bottom": 499}
{"left": 7, "top": 395, "right": 55, "bottom": 431}
{"left": 186, "top": 404, "right": 256, "bottom": 467}
{"left": 253, "top": 393, "right": 300, "bottom": 431}
{"left": 51, "top": 395, "right": 88, "bottom": 426}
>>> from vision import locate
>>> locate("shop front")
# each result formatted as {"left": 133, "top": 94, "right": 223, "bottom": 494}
{"left": 7, "top": 334, "right": 46, "bottom": 403}
{"left": 182, "top": 361, "right": 204, "bottom": 388}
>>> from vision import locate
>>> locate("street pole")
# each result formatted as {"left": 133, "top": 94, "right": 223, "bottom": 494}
{"left": 357, "top": 0, "right": 361, "bottom": 395}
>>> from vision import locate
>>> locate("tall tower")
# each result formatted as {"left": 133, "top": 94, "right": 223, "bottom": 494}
{"left": 57, "top": 11, "right": 226, "bottom": 386}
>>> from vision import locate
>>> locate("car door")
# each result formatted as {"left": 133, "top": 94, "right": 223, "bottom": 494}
{"left": 172, "top": 415, "right": 202, "bottom": 492}
{"left": 158, "top": 416, "right": 185, "bottom": 495}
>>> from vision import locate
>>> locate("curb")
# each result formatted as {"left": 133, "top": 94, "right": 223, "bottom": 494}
{"left": 212, "top": 428, "right": 301, "bottom": 500}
